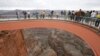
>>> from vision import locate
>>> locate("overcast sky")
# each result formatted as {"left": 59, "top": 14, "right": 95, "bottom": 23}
{"left": 0, "top": 0, "right": 100, "bottom": 10}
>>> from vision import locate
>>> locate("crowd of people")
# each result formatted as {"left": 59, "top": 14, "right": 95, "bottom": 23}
{"left": 68, "top": 9, "right": 100, "bottom": 27}
{"left": 16, "top": 9, "right": 100, "bottom": 27}
{"left": 16, "top": 10, "right": 67, "bottom": 19}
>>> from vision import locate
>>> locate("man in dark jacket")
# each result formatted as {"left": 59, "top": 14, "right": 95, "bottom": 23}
{"left": 75, "top": 9, "right": 85, "bottom": 22}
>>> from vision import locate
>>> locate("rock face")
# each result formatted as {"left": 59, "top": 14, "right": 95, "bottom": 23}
{"left": 23, "top": 28, "right": 94, "bottom": 56}
{"left": 0, "top": 30, "right": 27, "bottom": 56}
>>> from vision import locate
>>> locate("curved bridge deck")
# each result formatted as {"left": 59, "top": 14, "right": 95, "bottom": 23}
{"left": 0, "top": 19, "right": 100, "bottom": 56}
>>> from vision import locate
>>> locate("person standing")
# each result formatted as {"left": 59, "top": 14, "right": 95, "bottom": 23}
{"left": 27, "top": 11, "right": 31, "bottom": 19}
{"left": 68, "top": 11, "right": 71, "bottom": 20}
{"left": 42, "top": 11, "right": 45, "bottom": 19}
{"left": 84, "top": 11, "right": 91, "bottom": 24}
{"left": 90, "top": 11, "right": 97, "bottom": 25}
{"left": 95, "top": 13, "right": 100, "bottom": 27}
{"left": 55, "top": 12, "right": 59, "bottom": 18}
{"left": 40, "top": 11, "right": 45, "bottom": 19}
{"left": 69, "top": 11, "right": 75, "bottom": 20}
{"left": 35, "top": 12, "right": 39, "bottom": 19}
{"left": 63, "top": 10, "right": 66, "bottom": 16}
{"left": 22, "top": 11, "right": 27, "bottom": 19}
{"left": 91, "top": 11, "right": 97, "bottom": 18}
{"left": 50, "top": 10, "right": 54, "bottom": 18}
{"left": 61, "top": 11, "right": 64, "bottom": 17}
{"left": 75, "top": 9, "right": 85, "bottom": 22}
{"left": 16, "top": 10, "right": 19, "bottom": 19}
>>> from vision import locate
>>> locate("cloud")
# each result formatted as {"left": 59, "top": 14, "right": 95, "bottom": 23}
{"left": 0, "top": 0, "right": 100, "bottom": 10}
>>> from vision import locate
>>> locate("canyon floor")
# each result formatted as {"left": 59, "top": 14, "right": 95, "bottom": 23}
{"left": 23, "top": 28, "right": 94, "bottom": 56}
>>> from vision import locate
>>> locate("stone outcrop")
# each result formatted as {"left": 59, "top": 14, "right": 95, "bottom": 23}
{"left": 23, "top": 28, "right": 94, "bottom": 56}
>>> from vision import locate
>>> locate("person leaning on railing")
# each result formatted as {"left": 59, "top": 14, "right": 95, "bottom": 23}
{"left": 95, "top": 13, "right": 100, "bottom": 27}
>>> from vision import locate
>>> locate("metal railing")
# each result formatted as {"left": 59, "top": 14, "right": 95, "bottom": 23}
{"left": 66, "top": 15, "right": 100, "bottom": 30}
